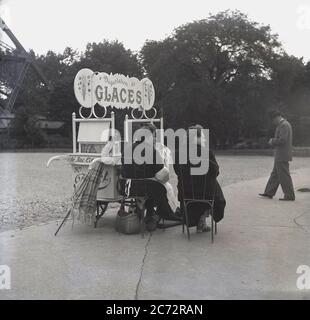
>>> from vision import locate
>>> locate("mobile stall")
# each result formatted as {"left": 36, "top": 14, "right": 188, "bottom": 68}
{"left": 47, "top": 68, "right": 162, "bottom": 232}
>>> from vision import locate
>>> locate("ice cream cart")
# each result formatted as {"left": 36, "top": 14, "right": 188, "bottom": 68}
{"left": 47, "top": 68, "right": 162, "bottom": 232}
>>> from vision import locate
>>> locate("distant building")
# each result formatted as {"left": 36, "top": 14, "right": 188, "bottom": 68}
{"left": 0, "top": 109, "right": 65, "bottom": 134}
{"left": 32, "top": 115, "right": 65, "bottom": 133}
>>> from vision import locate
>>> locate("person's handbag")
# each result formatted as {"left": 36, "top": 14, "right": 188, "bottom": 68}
{"left": 115, "top": 203, "right": 140, "bottom": 234}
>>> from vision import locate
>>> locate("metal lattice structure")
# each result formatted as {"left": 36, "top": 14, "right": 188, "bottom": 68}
{"left": 0, "top": 17, "right": 50, "bottom": 114}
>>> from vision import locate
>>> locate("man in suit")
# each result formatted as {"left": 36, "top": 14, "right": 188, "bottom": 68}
{"left": 259, "top": 110, "right": 295, "bottom": 201}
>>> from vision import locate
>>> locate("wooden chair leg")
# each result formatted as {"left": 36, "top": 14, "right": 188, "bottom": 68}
{"left": 94, "top": 202, "right": 108, "bottom": 228}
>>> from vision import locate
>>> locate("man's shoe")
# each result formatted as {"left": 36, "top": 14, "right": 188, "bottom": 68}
{"left": 279, "top": 197, "right": 295, "bottom": 201}
{"left": 259, "top": 193, "right": 273, "bottom": 199}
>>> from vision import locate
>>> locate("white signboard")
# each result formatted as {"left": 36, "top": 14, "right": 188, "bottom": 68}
{"left": 74, "top": 68, "right": 155, "bottom": 110}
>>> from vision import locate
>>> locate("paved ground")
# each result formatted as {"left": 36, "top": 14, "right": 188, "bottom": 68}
{"left": 1, "top": 167, "right": 310, "bottom": 299}
{"left": 0, "top": 152, "right": 310, "bottom": 232}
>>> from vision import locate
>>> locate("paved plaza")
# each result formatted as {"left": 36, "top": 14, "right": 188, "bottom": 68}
{"left": 1, "top": 164, "right": 310, "bottom": 299}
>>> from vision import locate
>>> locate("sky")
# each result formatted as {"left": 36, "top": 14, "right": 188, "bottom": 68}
{"left": 1, "top": 0, "right": 310, "bottom": 61}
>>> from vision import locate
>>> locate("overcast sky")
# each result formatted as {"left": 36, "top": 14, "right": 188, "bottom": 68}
{"left": 1, "top": 0, "right": 310, "bottom": 61}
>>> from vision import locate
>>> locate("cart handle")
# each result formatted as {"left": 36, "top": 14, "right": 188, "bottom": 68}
{"left": 46, "top": 155, "right": 69, "bottom": 168}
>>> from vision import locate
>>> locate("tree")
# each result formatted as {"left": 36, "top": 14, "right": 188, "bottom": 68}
{"left": 13, "top": 40, "right": 143, "bottom": 141}
{"left": 81, "top": 40, "right": 142, "bottom": 77}
{"left": 269, "top": 55, "right": 310, "bottom": 145}
{"left": 140, "top": 10, "right": 283, "bottom": 145}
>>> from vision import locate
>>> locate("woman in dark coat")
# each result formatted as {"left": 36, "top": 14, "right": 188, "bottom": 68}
{"left": 121, "top": 123, "right": 181, "bottom": 229}
{"left": 174, "top": 125, "right": 226, "bottom": 232}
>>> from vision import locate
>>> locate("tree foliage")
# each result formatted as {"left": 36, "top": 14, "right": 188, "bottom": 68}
{"left": 5, "top": 40, "right": 142, "bottom": 145}
{"left": 2, "top": 10, "right": 310, "bottom": 147}
{"left": 140, "top": 10, "right": 289, "bottom": 145}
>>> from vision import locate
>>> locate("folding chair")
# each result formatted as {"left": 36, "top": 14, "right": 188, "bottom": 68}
{"left": 176, "top": 161, "right": 218, "bottom": 243}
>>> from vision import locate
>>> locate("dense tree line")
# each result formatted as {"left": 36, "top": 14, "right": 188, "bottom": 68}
{"left": 1, "top": 10, "right": 310, "bottom": 147}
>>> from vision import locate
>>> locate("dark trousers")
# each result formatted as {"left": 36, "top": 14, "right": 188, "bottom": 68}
{"left": 131, "top": 180, "right": 174, "bottom": 218}
{"left": 264, "top": 161, "right": 295, "bottom": 199}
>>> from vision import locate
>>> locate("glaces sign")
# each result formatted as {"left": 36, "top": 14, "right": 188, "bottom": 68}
{"left": 74, "top": 68, "right": 155, "bottom": 110}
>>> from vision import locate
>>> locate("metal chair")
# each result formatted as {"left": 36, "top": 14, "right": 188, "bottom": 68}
{"left": 117, "top": 160, "right": 182, "bottom": 235}
{"left": 175, "top": 161, "right": 218, "bottom": 242}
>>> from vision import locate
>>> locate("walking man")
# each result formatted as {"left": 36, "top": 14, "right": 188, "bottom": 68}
{"left": 259, "top": 110, "right": 295, "bottom": 201}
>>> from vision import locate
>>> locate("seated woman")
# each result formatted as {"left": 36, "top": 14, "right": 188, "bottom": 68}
{"left": 121, "top": 123, "right": 181, "bottom": 230}
{"left": 174, "top": 124, "right": 226, "bottom": 233}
